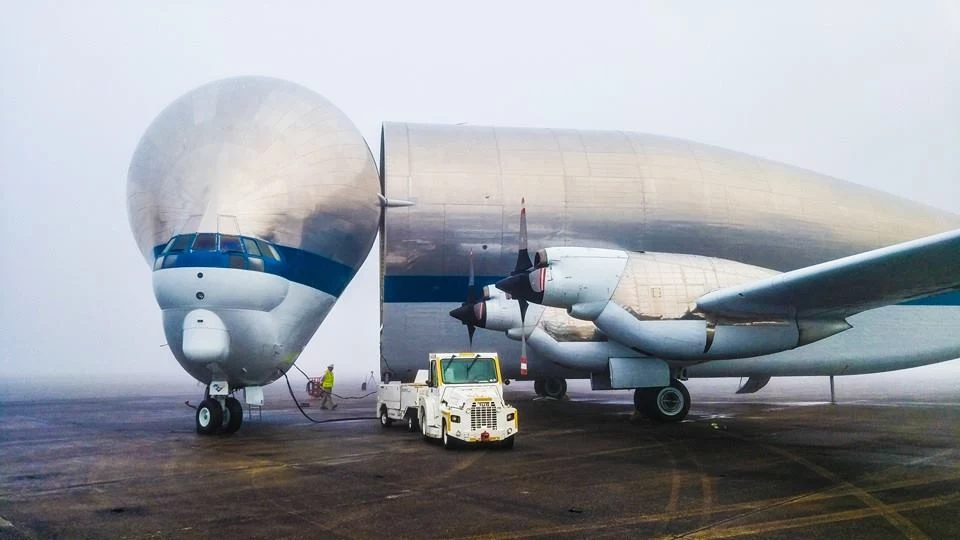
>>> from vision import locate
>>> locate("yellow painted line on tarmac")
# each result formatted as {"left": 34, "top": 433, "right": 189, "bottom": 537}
{"left": 750, "top": 442, "right": 933, "bottom": 540}
{"left": 684, "top": 493, "right": 960, "bottom": 540}
{"left": 519, "top": 442, "right": 665, "bottom": 467}
{"left": 455, "top": 472, "right": 960, "bottom": 540}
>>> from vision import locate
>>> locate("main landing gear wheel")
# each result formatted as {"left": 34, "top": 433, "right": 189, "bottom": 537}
{"left": 379, "top": 406, "right": 393, "bottom": 428}
{"left": 542, "top": 378, "right": 567, "bottom": 399}
{"left": 635, "top": 380, "right": 690, "bottom": 423}
{"left": 196, "top": 398, "right": 223, "bottom": 435}
{"left": 222, "top": 396, "right": 243, "bottom": 434}
{"left": 534, "top": 379, "right": 546, "bottom": 397}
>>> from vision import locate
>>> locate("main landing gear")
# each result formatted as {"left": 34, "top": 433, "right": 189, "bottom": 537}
{"left": 633, "top": 379, "right": 690, "bottom": 422}
{"left": 533, "top": 377, "right": 567, "bottom": 400}
{"left": 196, "top": 388, "right": 244, "bottom": 435}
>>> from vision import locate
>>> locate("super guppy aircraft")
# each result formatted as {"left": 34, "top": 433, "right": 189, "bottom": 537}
{"left": 127, "top": 77, "right": 380, "bottom": 434}
{"left": 379, "top": 123, "right": 960, "bottom": 422}
{"left": 130, "top": 77, "right": 960, "bottom": 434}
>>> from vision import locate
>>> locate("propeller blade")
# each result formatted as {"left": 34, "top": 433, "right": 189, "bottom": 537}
{"left": 449, "top": 250, "right": 480, "bottom": 349}
{"left": 466, "top": 250, "right": 476, "bottom": 348}
{"left": 520, "top": 317, "right": 529, "bottom": 376}
{"left": 513, "top": 198, "right": 532, "bottom": 274}
{"left": 510, "top": 198, "right": 533, "bottom": 376}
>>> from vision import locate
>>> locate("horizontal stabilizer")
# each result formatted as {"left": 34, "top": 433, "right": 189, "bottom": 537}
{"left": 697, "top": 229, "right": 960, "bottom": 320}
{"left": 736, "top": 376, "right": 771, "bottom": 394}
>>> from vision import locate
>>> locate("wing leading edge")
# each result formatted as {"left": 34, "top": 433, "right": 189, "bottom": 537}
{"left": 696, "top": 229, "right": 960, "bottom": 320}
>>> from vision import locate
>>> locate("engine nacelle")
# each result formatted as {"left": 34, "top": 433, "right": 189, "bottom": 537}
{"left": 531, "top": 247, "right": 629, "bottom": 316}
{"left": 593, "top": 302, "right": 849, "bottom": 361}
{"left": 472, "top": 288, "right": 545, "bottom": 333}
{"left": 477, "top": 294, "right": 522, "bottom": 332}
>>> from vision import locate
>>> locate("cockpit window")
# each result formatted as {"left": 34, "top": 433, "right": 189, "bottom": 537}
{"left": 167, "top": 235, "right": 194, "bottom": 253}
{"left": 242, "top": 237, "right": 262, "bottom": 257}
{"left": 191, "top": 233, "right": 217, "bottom": 251}
{"left": 219, "top": 234, "right": 243, "bottom": 253}
{"left": 256, "top": 239, "right": 281, "bottom": 261}
{"left": 152, "top": 233, "right": 286, "bottom": 273}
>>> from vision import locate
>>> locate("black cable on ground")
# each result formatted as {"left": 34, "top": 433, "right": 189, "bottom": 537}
{"left": 334, "top": 391, "right": 378, "bottom": 399}
{"left": 291, "top": 364, "right": 378, "bottom": 399}
{"left": 283, "top": 373, "right": 377, "bottom": 424}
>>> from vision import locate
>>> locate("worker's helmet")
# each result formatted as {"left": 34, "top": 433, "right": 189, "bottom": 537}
{"left": 328, "top": 364, "right": 334, "bottom": 370}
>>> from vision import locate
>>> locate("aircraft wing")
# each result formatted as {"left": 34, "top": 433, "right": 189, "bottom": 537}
{"left": 696, "top": 229, "right": 960, "bottom": 320}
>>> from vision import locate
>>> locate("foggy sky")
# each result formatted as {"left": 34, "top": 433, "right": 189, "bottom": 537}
{"left": 1, "top": 1, "right": 958, "bottom": 386}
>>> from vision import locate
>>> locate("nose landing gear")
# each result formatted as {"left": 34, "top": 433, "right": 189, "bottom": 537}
{"left": 195, "top": 389, "right": 244, "bottom": 435}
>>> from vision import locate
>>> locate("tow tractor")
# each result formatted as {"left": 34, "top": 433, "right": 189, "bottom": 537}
{"left": 377, "top": 352, "right": 518, "bottom": 449}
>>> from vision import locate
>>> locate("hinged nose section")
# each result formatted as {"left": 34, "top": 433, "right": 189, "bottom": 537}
{"left": 182, "top": 309, "right": 229, "bottom": 363}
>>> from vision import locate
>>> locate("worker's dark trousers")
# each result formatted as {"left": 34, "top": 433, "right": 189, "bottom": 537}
{"left": 320, "top": 389, "right": 334, "bottom": 409}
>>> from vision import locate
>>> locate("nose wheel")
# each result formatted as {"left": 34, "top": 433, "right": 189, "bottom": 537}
{"left": 634, "top": 379, "right": 690, "bottom": 422}
{"left": 222, "top": 397, "right": 243, "bottom": 434}
{"left": 196, "top": 398, "right": 222, "bottom": 435}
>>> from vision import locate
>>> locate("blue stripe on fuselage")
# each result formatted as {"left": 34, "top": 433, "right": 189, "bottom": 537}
{"left": 384, "top": 275, "right": 504, "bottom": 303}
{"left": 383, "top": 275, "right": 960, "bottom": 306}
{"left": 900, "top": 291, "right": 960, "bottom": 306}
{"left": 153, "top": 243, "right": 355, "bottom": 297}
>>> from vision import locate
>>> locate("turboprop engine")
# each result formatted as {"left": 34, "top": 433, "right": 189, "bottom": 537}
{"left": 498, "top": 247, "right": 851, "bottom": 361}
{"left": 450, "top": 286, "right": 546, "bottom": 334}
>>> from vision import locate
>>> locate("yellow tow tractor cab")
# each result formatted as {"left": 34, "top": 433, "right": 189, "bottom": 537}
{"left": 377, "top": 352, "right": 518, "bottom": 449}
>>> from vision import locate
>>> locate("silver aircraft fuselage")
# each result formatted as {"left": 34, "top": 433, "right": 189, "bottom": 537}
{"left": 380, "top": 122, "right": 960, "bottom": 382}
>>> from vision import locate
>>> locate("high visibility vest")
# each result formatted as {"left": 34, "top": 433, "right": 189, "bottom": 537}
{"left": 321, "top": 371, "right": 334, "bottom": 390}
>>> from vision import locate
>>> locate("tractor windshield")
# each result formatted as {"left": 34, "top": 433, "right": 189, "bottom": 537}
{"left": 440, "top": 357, "right": 499, "bottom": 384}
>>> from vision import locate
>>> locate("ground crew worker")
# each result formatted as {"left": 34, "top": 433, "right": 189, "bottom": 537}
{"left": 319, "top": 364, "right": 337, "bottom": 410}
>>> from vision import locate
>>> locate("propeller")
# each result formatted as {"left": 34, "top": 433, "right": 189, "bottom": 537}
{"left": 496, "top": 198, "right": 546, "bottom": 307}
{"left": 514, "top": 199, "right": 533, "bottom": 317}
{"left": 450, "top": 198, "right": 536, "bottom": 375}
{"left": 448, "top": 250, "right": 479, "bottom": 348}
{"left": 510, "top": 199, "right": 533, "bottom": 376}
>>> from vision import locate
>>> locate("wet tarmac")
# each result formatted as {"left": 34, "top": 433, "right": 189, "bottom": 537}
{"left": 1, "top": 380, "right": 959, "bottom": 539}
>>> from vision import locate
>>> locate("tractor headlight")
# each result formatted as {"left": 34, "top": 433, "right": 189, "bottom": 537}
{"left": 450, "top": 415, "right": 460, "bottom": 424}
{"left": 506, "top": 412, "right": 515, "bottom": 421}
